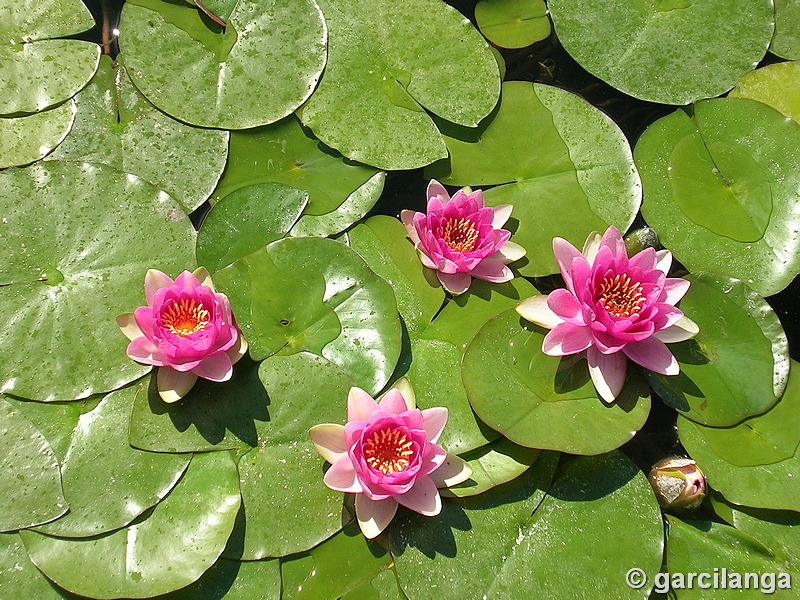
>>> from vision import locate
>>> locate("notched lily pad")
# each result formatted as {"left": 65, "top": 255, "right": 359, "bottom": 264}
{"left": 474, "top": 0, "right": 551, "bottom": 49}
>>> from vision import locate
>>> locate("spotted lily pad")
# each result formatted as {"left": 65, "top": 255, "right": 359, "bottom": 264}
{"left": 0, "top": 161, "right": 196, "bottom": 401}
{"left": 0, "top": 100, "right": 75, "bottom": 169}
{"left": 771, "top": 0, "right": 800, "bottom": 59}
{"left": 474, "top": 0, "right": 551, "bottom": 49}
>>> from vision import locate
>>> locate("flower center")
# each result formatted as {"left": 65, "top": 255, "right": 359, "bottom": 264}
{"left": 442, "top": 217, "right": 479, "bottom": 253}
{"left": 597, "top": 274, "right": 645, "bottom": 318}
{"left": 363, "top": 427, "right": 414, "bottom": 474}
{"left": 161, "top": 298, "right": 210, "bottom": 337}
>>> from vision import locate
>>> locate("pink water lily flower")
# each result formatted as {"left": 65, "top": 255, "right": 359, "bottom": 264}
{"left": 117, "top": 268, "right": 247, "bottom": 403}
{"left": 401, "top": 179, "right": 525, "bottom": 295}
{"left": 516, "top": 227, "right": 698, "bottom": 403}
{"left": 309, "top": 383, "right": 472, "bottom": 539}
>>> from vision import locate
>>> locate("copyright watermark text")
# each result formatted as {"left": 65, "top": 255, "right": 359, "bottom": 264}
{"left": 626, "top": 568, "right": 792, "bottom": 594}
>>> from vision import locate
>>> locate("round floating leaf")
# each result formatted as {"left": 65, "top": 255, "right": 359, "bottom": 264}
{"left": 0, "top": 100, "right": 75, "bottom": 169}
{"left": 348, "top": 215, "right": 444, "bottom": 336}
{"left": 35, "top": 382, "right": 190, "bottom": 537}
{"left": 729, "top": 504, "right": 800, "bottom": 571}
{"left": 463, "top": 308, "right": 651, "bottom": 455}
{"left": 156, "top": 557, "right": 281, "bottom": 600}
{"left": 547, "top": 0, "right": 773, "bottom": 104}
{"left": 679, "top": 416, "right": 800, "bottom": 512}
{"left": 212, "top": 116, "right": 380, "bottom": 216}
{"left": 197, "top": 183, "right": 308, "bottom": 273}
{"left": 234, "top": 353, "right": 356, "bottom": 559}
{"left": 730, "top": 61, "right": 800, "bottom": 124}
{"left": 47, "top": 56, "right": 229, "bottom": 212}
{"left": 21, "top": 451, "right": 241, "bottom": 599}
{"left": 428, "top": 82, "right": 641, "bottom": 277}
{"left": 299, "top": 0, "right": 500, "bottom": 170}
{"left": 5, "top": 396, "right": 83, "bottom": 463}
{"left": 393, "top": 452, "right": 662, "bottom": 600}
{"left": 120, "top": 0, "right": 326, "bottom": 129}
{"left": 0, "top": 533, "right": 68, "bottom": 600}
{"left": 0, "top": 0, "right": 100, "bottom": 114}
{"left": 636, "top": 98, "right": 800, "bottom": 296}
{"left": 0, "top": 397, "right": 66, "bottom": 532}
{"left": 771, "top": 0, "right": 800, "bottom": 59}
{"left": 474, "top": 0, "right": 550, "bottom": 49}
{"left": 0, "top": 161, "right": 196, "bottom": 401}
{"left": 215, "top": 237, "right": 401, "bottom": 395}
{"left": 446, "top": 439, "right": 542, "bottom": 498}
{"left": 646, "top": 273, "right": 787, "bottom": 426}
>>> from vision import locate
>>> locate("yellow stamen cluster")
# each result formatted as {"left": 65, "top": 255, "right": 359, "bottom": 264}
{"left": 442, "top": 217, "right": 479, "bottom": 253}
{"left": 598, "top": 274, "right": 645, "bottom": 318}
{"left": 363, "top": 427, "right": 414, "bottom": 474}
{"left": 161, "top": 298, "right": 210, "bottom": 337}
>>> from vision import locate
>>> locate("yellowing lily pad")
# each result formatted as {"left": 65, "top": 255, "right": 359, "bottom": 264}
{"left": 729, "top": 60, "right": 800, "bottom": 124}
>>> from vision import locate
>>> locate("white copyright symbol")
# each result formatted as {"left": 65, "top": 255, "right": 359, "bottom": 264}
{"left": 626, "top": 568, "right": 647, "bottom": 589}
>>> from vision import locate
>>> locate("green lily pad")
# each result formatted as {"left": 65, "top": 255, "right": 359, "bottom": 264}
{"left": 771, "top": 0, "right": 800, "bottom": 59}
{"left": 234, "top": 352, "right": 356, "bottom": 559}
{"left": 679, "top": 416, "right": 800, "bottom": 512}
{"left": 0, "top": 533, "right": 70, "bottom": 599}
{"left": 280, "top": 524, "right": 392, "bottom": 600}
{"left": 5, "top": 396, "right": 83, "bottom": 463}
{"left": 665, "top": 516, "right": 793, "bottom": 599}
{"left": 474, "top": 0, "right": 550, "bottom": 49}
{"left": 299, "top": 0, "right": 500, "bottom": 170}
{"left": 0, "top": 0, "right": 100, "bottom": 115}
{"left": 212, "top": 116, "right": 380, "bottom": 216}
{"left": 446, "top": 439, "right": 542, "bottom": 498}
{"left": 35, "top": 382, "right": 190, "bottom": 537}
{"left": 0, "top": 100, "right": 75, "bottom": 169}
{"left": 675, "top": 360, "right": 800, "bottom": 468}
{"left": 0, "top": 397, "right": 66, "bottom": 532}
{"left": 636, "top": 98, "right": 800, "bottom": 296}
{"left": 463, "top": 308, "right": 651, "bottom": 455}
{"left": 547, "top": 0, "right": 773, "bottom": 104}
{"left": 428, "top": 81, "right": 641, "bottom": 277}
{"left": 47, "top": 55, "right": 229, "bottom": 212}
{"left": 156, "top": 557, "right": 281, "bottom": 600}
{"left": 129, "top": 358, "right": 269, "bottom": 453}
{"left": 120, "top": 0, "right": 326, "bottom": 129}
{"left": 729, "top": 61, "right": 800, "bottom": 124}
{"left": 197, "top": 183, "right": 307, "bottom": 274}
{"left": 393, "top": 452, "right": 662, "bottom": 600}
{"left": 0, "top": 161, "right": 196, "bottom": 401}
{"left": 729, "top": 504, "right": 800, "bottom": 572}
{"left": 20, "top": 451, "right": 241, "bottom": 599}
{"left": 647, "top": 273, "right": 787, "bottom": 427}
{"left": 340, "top": 569, "right": 405, "bottom": 600}
{"left": 215, "top": 237, "right": 401, "bottom": 395}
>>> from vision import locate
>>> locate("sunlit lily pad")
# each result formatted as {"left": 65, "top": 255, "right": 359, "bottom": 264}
{"left": 35, "top": 382, "right": 190, "bottom": 537}
{"left": 474, "top": 0, "right": 550, "bottom": 49}
{"left": 0, "top": 397, "right": 66, "bottom": 532}
{"left": 647, "top": 273, "right": 787, "bottom": 427}
{"left": 463, "top": 308, "right": 651, "bottom": 455}
{"left": 428, "top": 81, "right": 641, "bottom": 277}
{"left": 0, "top": 533, "right": 69, "bottom": 599}
{"left": 215, "top": 237, "right": 401, "bottom": 395}
{"left": 729, "top": 60, "right": 800, "bottom": 124}
{"left": 0, "top": 161, "right": 196, "bottom": 401}
{"left": 445, "top": 439, "right": 542, "bottom": 498}
{"left": 771, "top": 0, "right": 800, "bottom": 59}
{"left": 156, "top": 557, "right": 281, "bottom": 600}
{"left": 120, "top": 0, "right": 326, "bottom": 129}
{"left": 636, "top": 98, "right": 800, "bottom": 296}
{"left": 4, "top": 396, "right": 84, "bottom": 463}
{"left": 299, "top": 0, "right": 500, "bottom": 169}
{"left": 47, "top": 56, "right": 229, "bottom": 212}
{"left": 0, "top": 0, "right": 100, "bottom": 115}
{"left": 728, "top": 504, "right": 800, "bottom": 572}
{"left": 21, "top": 451, "right": 241, "bottom": 599}
{"left": 0, "top": 100, "right": 75, "bottom": 169}
{"left": 548, "top": 0, "right": 773, "bottom": 104}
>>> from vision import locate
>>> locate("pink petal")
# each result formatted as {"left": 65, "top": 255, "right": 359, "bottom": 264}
{"left": 157, "top": 366, "right": 198, "bottom": 403}
{"left": 127, "top": 336, "right": 167, "bottom": 366}
{"left": 470, "top": 258, "right": 513, "bottom": 284}
{"left": 417, "top": 442, "right": 448, "bottom": 478}
{"left": 355, "top": 495, "right": 398, "bottom": 539}
{"left": 192, "top": 352, "right": 233, "bottom": 382}
{"left": 144, "top": 269, "right": 174, "bottom": 305}
{"left": 491, "top": 204, "right": 513, "bottom": 228}
{"left": 542, "top": 323, "right": 593, "bottom": 356}
{"left": 416, "top": 248, "right": 438, "bottom": 270}
{"left": 437, "top": 271, "right": 472, "bottom": 295}
{"left": 348, "top": 387, "right": 379, "bottom": 422}
{"left": 516, "top": 295, "right": 562, "bottom": 329}
{"left": 400, "top": 210, "right": 421, "bottom": 244}
{"left": 581, "top": 232, "right": 603, "bottom": 265}
{"left": 174, "top": 270, "right": 202, "bottom": 289}
{"left": 427, "top": 179, "right": 450, "bottom": 204}
{"left": 309, "top": 424, "right": 347, "bottom": 464}
{"left": 552, "top": 237, "right": 582, "bottom": 288}
{"left": 378, "top": 389, "right": 409, "bottom": 414}
{"left": 628, "top": 247, "right": 658, "bottom": 271}
{"left": 324, "top": 456, "right": 362, "bottom": 493}
{"left": 395, "top": 477, "right": 441, "bottom": 516}
{"left": 421, "top": 407, "right": 448, "bottom": 444}
{"left": 653, "top": 316, "right": 699, "bottom": 343}
{"left": 547, "top": 289, "right": 584, "bottom": 325}
{"left": 116, "top": 313, "right": 144, "bottom": 342}
{"left": 623, "top": 337, "right": 679, "bottom": 375}
{"left": 661, "top": 278, "right": 690, "bottom": 305}
{"left": 192, "top": 267, "right": 215, "bottom": 291}
{"left": 586, "top": 346, "right": 627, "bottom": 403}
{"left": 429, "top": 452, "right": 472, "bottom": 488}
{"left": 598, "top": 226, "right": 626, "bottom": 257}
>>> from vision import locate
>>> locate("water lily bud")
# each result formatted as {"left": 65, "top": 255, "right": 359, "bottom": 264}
{"left": 649, "top": 457, "right": 706, "bottom": 511}
{"left": 624, "top": 226, "right": 660, "bottom": 256}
